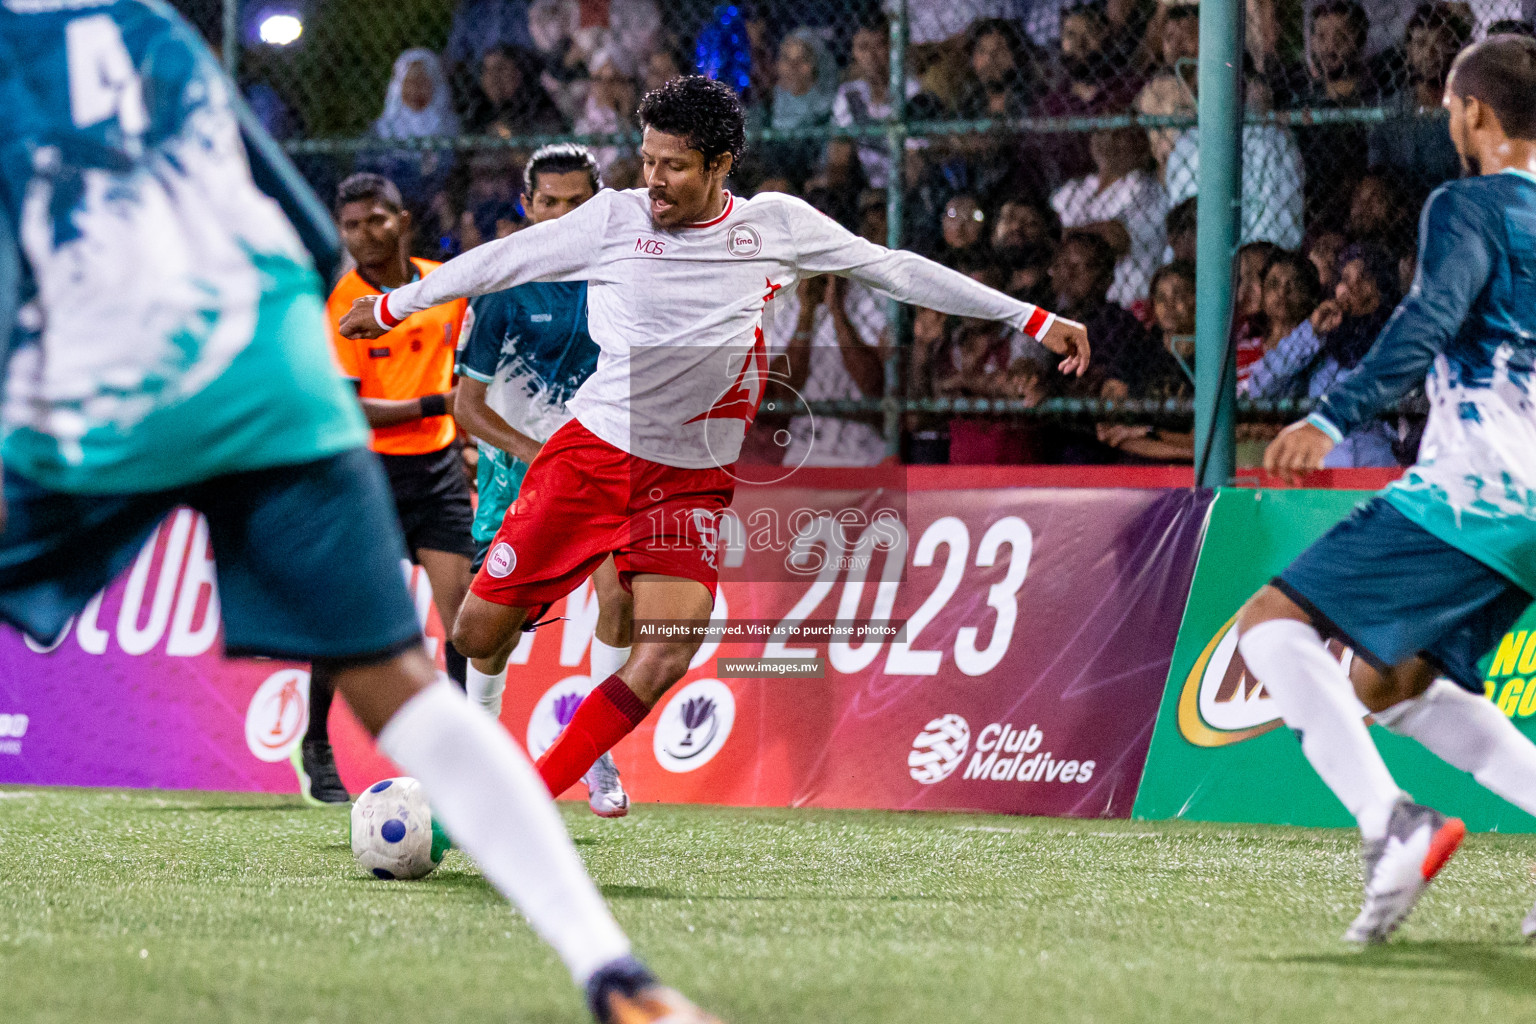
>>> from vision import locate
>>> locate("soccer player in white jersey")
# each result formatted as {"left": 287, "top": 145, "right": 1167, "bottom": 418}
{"left": 342, "top": 76, "right": 1091, "bottom": 803}
{"left": 0, "top": 5, "right": 714, "bottom": 1021}
{"left": 1239, "top": 37, "right": 1536, "bottom": 944}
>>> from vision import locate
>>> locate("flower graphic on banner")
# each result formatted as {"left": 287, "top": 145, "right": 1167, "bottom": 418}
{"left": 654, "top": 680, "right": 735, "bottom": 772}
{"left": 677, "top": 696, "right": 716, "bottom": 749}
{"left": 553, "top": 692, "right": 584, "bottom": 728}
{"left": 526, "top": 676, "right": 602, "bottom": 760}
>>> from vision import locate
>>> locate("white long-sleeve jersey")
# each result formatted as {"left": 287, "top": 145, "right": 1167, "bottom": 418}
{"left": 377, "top": 188, "right": 1058, "bottom": 469}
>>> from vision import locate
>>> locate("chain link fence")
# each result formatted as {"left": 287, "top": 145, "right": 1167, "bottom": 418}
{"left": 173, "top": 0, "right": 1533, "bottom": 468}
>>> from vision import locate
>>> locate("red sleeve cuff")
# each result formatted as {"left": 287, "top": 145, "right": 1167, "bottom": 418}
{"left": 375, "top": 294, "right": 403, "bottom": 330}
{"left": 1023, "top": 306, "right": 1051, "bottom": 340}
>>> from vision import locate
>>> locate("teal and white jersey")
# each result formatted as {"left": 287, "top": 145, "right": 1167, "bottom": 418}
{"left": 456, "top": 279, "right": 594, "bottom": 545}
{"left": 0, "top": 0, "right": 365, "bottom": 493}
{"left": 1310, "top": 171, "right": 1536, "bottom": 594}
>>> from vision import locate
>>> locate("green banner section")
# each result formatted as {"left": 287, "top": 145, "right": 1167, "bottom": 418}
{"left": 1133, "top": 487, "right": 1536, "bottom": 833}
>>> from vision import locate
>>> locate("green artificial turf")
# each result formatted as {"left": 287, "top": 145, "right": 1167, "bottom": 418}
{"left": 3, "top": 788, "right": 1536, "bottom": 1023}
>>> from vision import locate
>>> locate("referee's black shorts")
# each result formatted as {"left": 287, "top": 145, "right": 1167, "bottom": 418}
{"left": 378, "top": 443, "right": 476, "bottom": 560}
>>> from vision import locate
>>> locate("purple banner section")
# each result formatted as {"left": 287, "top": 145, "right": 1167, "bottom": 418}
{"left": 0, "top": 509, "right": 441, "bottom": 792}
{"left": 785, "top": 488, "right": 1210, "bottom": 818}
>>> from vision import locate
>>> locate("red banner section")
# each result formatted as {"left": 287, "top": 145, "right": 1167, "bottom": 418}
{"left": 330, "top": 485, "right": 1210, "bottom": 818}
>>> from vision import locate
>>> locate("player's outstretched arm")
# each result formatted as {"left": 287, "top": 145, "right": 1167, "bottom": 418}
{"left": 778, "top": 195, "right": 1089, "bottom": 375}
{"left": 1263, "top": 185, "right": 1493, "bottom": 483}
{"left": 339, "top": 192, "right": 615, "bottom": 340}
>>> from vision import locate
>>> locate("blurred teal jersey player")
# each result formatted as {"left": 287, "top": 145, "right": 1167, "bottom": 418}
{"left": 0, "top": 0, "right": 412, "bottom": 656}
{"left": 1238, "top": 36, "right": 1536, "bottom": 947}
{"left": 0, "top": 6, "right": 720, "bottom": 1020}
{"left": 451, "top": 143, "right": 633, "bottom": 819}
{"left": 458, "top": 278, "right": 595, "bottom": 552}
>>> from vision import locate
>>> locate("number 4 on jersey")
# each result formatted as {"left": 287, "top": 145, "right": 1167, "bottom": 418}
{"left": 66, "top": 15, "right": 148, "bottom": 141}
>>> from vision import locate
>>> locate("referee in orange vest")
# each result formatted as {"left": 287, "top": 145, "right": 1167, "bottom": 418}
{"left": 301, "top": 173, "right": 474, "bottom": 803}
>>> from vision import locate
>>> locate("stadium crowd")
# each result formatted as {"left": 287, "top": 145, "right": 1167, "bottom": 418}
{"left": 236, "top": 0, "right": 1535, "bottom": 467}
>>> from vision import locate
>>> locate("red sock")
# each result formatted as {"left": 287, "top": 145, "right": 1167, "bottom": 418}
{"left": 535, "top": 675, "right": 649, "bottom": 797}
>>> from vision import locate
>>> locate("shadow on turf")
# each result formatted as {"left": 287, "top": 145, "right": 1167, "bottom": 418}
{"left": 1280, "top": 941, "right": 1536, "bottom": 996}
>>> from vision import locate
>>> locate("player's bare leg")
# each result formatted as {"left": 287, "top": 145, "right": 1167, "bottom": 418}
{"left": 1238, "top": 587, "right": 1464, "bottom": 942}
{"left": 535, "top": 574, "right": 710, "bottom": 798}
{"left": 456, "top": 558, "right": 636, "bottom": 815}
{"left": 416, "top": 546, "right": 473, "bottom": 686}
{"left": 585, "top": 557, "right": 636, "bottom": 817}
{"left": 335, "top": 643, "right": 718, "bottom": 1023}
{"left": 453, "top": 593, "right": 534, "bottom": 660}
{"left": 1352, "top": 653, "right": 1536, "bottom": 936}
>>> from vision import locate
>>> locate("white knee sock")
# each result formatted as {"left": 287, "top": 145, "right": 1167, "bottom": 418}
{"left": 589, "top": 636, "right": 632, "bottom": 682}
{"left": 466, "top": 663, "right": 508, "bottom": 718}
{"left": 1376, "top": 679, "right": 1536, "bottom": 816}
{"left": 1238, "top": 619, "right": 1406, "bottom": 838}
{"left": 379, "top": 681, "right": 630, "bottom": 982}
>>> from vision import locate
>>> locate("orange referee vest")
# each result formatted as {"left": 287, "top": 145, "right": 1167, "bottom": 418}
{"left": 327, "top": 259, "right": 467, "bottom": 456}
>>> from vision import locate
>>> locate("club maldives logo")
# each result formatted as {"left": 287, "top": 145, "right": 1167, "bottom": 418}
{"left": 1177, "top": 613, "right": 1358, "bottom": 747}
{"left": 653, "top": 679, "right": 735, "bottom": 772}
{"left": 910, "top": 714, "right": 1097, "bottom": 786}
{"left": 527, "top": 675, "right": 600, "bottom": 759}
{"left": 244, "top": 669, "right": 310, "bottom": 763}
{"left": 909, "top": 714, "right": 970, "bottom": 784}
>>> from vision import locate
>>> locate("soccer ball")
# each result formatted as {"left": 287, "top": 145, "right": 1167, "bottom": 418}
{"left": 350, "top": 777, "right": 449, "bottom": 880}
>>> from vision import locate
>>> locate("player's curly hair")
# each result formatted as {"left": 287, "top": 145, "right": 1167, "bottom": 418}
{"left": 637, "top": 75, "right": 746, "bottom": 168}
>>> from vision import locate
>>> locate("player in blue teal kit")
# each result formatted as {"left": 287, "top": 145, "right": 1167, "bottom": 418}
{"left": 0, "top": 6, "right": 714, "bottom": 1020}
{"left": 1238, "top": 36, "right": 1536, "bottom": 945}
{"left": 452, "top": 144, "right": 634, "bottom": 817}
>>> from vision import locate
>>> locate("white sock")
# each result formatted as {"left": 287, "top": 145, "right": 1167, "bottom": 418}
{"left": 466, "top": 664, "right": 507, "bottom": 718}
{"left": 589, "top": 636, "right": 632, "bottom": 682}
{"left": 1376, "top": 678, "right": 1536, "bottom": 816}
{"left": 1238, "top": 619, "right": 1406, "bottom": 839}
{"left": 379, "top": 681, "right": 630, "bottom": 982}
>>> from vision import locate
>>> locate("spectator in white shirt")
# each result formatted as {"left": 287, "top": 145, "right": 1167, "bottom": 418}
{"left": 1051, "top": 127, "right": 1168, "bottom": 305}
{"left": 832, "top": 15, "right": 923, "bottom": 188}
{"left": 1134, "top": 70, "right": 1195, "bottom": 188}
{"left": 1164, "top": 74, "right": 1305, "bottom": 250}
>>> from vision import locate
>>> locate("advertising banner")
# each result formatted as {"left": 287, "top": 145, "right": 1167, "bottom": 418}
{"left": 0, "top": 507, "right": 452, "bottom": 791}
{"left": 1133, "top": 488, "right": 1536, "bottom": 833}
{"left": 1, "top": 485, "right": 1208, "bottom": 819}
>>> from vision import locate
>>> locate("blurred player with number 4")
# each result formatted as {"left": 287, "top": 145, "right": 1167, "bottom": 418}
{"left": 341, "top": 76, "right": 1090, "bottom": 809}
{"left": 1240, "top": 36, "right": 1536, "bottom": 944}
{"left": 0, "top": 3, "right": 715, "bottom": 1020}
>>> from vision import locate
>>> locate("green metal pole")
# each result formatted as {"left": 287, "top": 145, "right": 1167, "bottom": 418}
{"left": 883, "top": 0, "right": 908, "bottom": 459}
{"left": 1193, "top": 0, "right": 1242, "bottom": 487}
{"left": 222, "top": 0, "right": 239, "bottom": 79}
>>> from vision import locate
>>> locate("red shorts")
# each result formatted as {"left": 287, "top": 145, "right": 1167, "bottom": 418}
{"left": 471, "top": 418, "right": 736, "bottom": 607}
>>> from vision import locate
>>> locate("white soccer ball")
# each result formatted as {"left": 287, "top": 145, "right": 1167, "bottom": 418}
{"left": 350, "top": 777, "right": 447, "bottom": 880}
